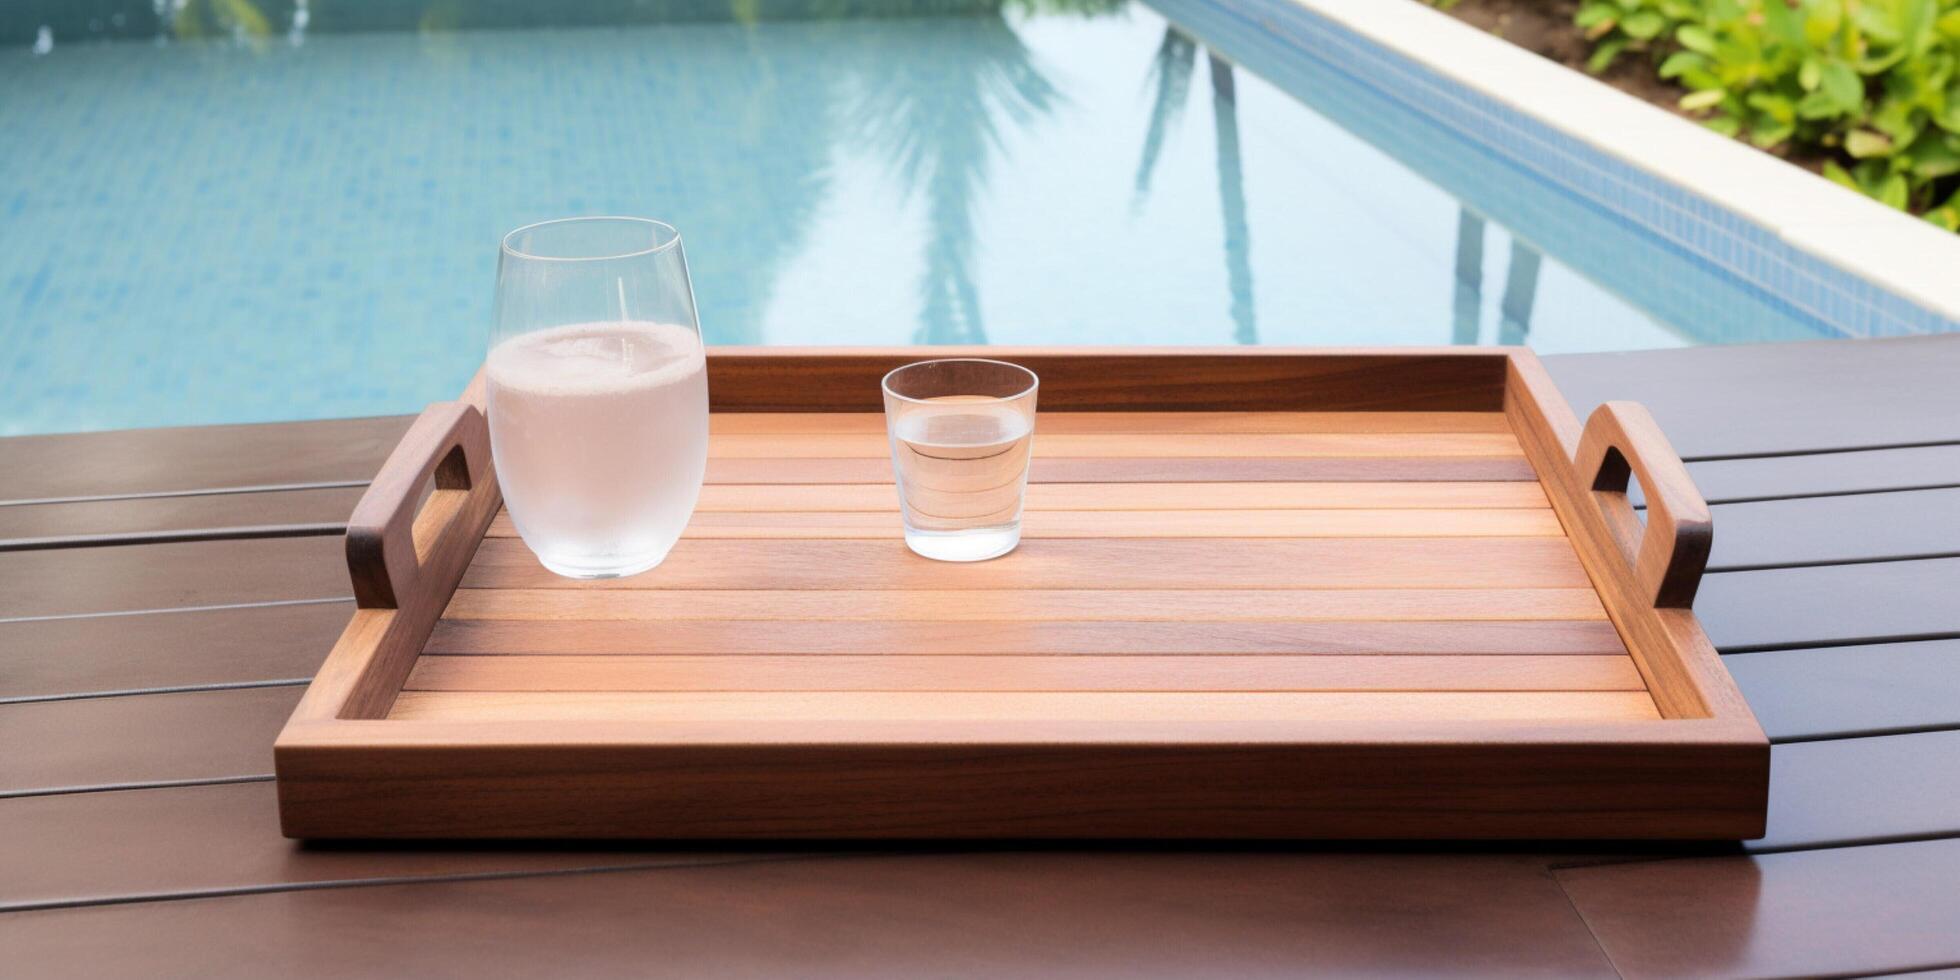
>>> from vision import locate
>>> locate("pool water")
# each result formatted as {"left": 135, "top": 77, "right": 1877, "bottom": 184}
{"left": 0, "top": 0, "right": 1854, "bottom": 434}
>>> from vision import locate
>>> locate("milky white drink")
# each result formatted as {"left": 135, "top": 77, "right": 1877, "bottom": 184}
{"left": 486, "top": 321, "right": 708, "bottom": 578}
{"left": 889, "top": 400, "right": 1034, "bottom": 561}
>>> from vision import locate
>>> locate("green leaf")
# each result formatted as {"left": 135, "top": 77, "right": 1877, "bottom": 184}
{"left": 1859, "top": 47, "right": 1911, "bottom": 75}
{"left": 1799, "top": 57, "right": 1822, "bottom": 91}
{"left": 1704, "top": 114, "right": 1742, "bottom": 136}
{"left": 1823, "top": 160, "right": 1860, "bottom": 189}
{"left": 1660, "top": 51, "right": 1708, "bottom": 79}
{"left": 1857, "top": 3, "right": 1901, "bottom": 45}
{"left": 1750, "top": 119, "right": 1796, "bottom": 148}
{"left": 1873, "top": 97, "right": 1923, "bottom": 144}
{"left": 1798, "top": 89, "right": 1843, "bottom": 119}
{"left": 1761, "top": 0, "right": 1805, "bottom": 47}
{"left": 1587, "top": 38, "right": 1628, "bottom": 74}
{"left": 1820, "top": 61, "right": 1863, "bottom": 111}
{"left": 1939, "top": 9, "right": 1960, "bottom": 42}
{"left": 1622, "top": 9, "right": 1667, "bottom": 39}
{"left": 1680, "top": 87, "right": 1728, "bottom": 111}
{"left": 1937, "top": 95, "right": 1960, "bottom": 133}
{"left": 1680, "top": 65, "right": 1724, "bottom": 89}
{"left": 1747, "top": 91, "right": 1796, "bottom": 123}
{"left": 1575, "top": 2, "right": 1618, "bottom": 29}
{"left": 1806, "top": 0, "right": 1844, "bottom": 46}
{"left": 1847, "top": 128, "right": 1895, "bottom": 157}
{"left": 1908, "top": 133, "right": 1960, "bottom": 177}
{"left": 1676, "top": 24, "right": 1717, "bottom": 54}
{"left": 1877, "top": 172, "right": 1910, "bottom": 209}
{"left": 1900, "top": 0, "right": 1937, "bottom": 54}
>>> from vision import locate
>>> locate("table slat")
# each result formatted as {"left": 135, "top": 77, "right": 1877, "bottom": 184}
{"left": 404, "top": 654, "right": 1645, "bottom": 693}
{"left": 443, "top": 588, "right": 1610, "bottom": 623}
{"left": 388, "top": 690, "right": 1660, "bottom": 723}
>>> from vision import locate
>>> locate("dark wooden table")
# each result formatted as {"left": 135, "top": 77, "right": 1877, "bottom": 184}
{"left": 5, "top": 336, "right": 1958, "bottom": 978}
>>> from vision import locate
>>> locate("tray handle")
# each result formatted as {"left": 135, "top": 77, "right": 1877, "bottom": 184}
{"left": 346, "top": 401, "right": 490, "bottom": 609}
{"left": 1574, "top": 402, "right": 1712, "bottom": 609}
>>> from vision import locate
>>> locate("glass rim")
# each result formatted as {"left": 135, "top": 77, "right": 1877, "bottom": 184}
{"left": 500, "top": 216, "right": 682, "bottom": 263}
{"left": 880, "top": 357, "right": 1040, "bottom": 406}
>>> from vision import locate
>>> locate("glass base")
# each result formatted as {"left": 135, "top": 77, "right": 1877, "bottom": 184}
{"left": 535, "top": 550, "right": 671, "bottom": 580}
{"left": 903, "top": 524, "right": 1021, "bottom": 562}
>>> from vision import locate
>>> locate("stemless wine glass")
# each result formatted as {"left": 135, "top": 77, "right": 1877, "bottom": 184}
{"left": 487, "top": 217, "right": 709, "bottom": 579}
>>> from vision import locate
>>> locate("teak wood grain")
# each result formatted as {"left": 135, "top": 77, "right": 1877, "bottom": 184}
{"left": 487, "top": 507, "right": 1568, "bottom": 539}
{"left": 404, "top": 654, "right": 1647, "bottom": 692}
{"left": 423, "top": 618, "right": 1631, "bottom": 656}
{"left": 705, "top": 431, "right": 1525, "bottom": 458}
{"left": 459, "top": 537, "right": 1596, "bottom": 590}
{"left": 440, "top": 588, "right": 1611, "bottom": 623}
{"left": 706, "top": 411, "right": 1517, "bottom": 434}
{"left": 387, "top": 690, "right": 1664, "bottom": 724}
{"left": 688, "top": 480, "right": 1552, "bottom": 511}
{"left": 700, "top": 455, "right": 1541, "bottom": 484}
{"left": 275, "top": 348, "right": 1768, "bottom": 840}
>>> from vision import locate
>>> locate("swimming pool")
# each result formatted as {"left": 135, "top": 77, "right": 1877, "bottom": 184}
{"left": 0, "top": 0, "right": 1949, "bottom": 435}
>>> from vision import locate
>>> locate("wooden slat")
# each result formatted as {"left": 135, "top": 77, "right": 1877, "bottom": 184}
{"left": 0, "top": 416, "right": 410, "bottom": 503}
{"left": 488, "top": 508, "right": 1565, "bottom": 540}
{"left": 424, "top": 618, "right": 1631, "bottom": 657}
{"left": 1753, "top": 730, "right": 1960, "bottom": 851}
{"left": 0, "top": 781, "right": 753, "bottom": 912}
{"left": 1546, "top": 334, "right": 1960, "bottom": 457}
{"left": 693, "top": 481, "right": 1551, "bottom": 511}
{"left": 0, "top": 780, "right": 760, "bottom": 909}
{"left": 1699, "top": 557, "right": 1960, "bottom": 651}
{"left": 1557, "top": 838, "right": 1960, "bottom": 978}
{"left": 0, "top": 486, "right": 363, "bottom": 550}
{"left": 708, "top": 411, "right": 1516, "bottom": 434}
{"left": 1710, "top": 487, "right": 1960, "bottom": 569}
{"left": 707, "top": 432, "right": 1524, "bottom": 459}
{"left": 0, "top": 536, "right": 351, "bottom": 620}
{"left": 704, "top": 456, "right": 1541, "bottom": 484}
{"left": 1680, "top": 444, "right": 1960, "bottom": 504}
{"left": 0, "top": 852, "right": 1620, "bottom": 977}
{"left": 1, "top": 601, "right": 349, "bottom": 701}
{"left": 388, "top": 690, "right": 1660, "bottom": 723}
{"left": 0, "top": 687, "right": 299, "bottom": 794}
{"left": 459, "top": 537, "right": 1595, "bottom": 590}
{"left": 404, "top": 654, "right": 1646, "bottom": 693}
{"left": 1725, "top": 640, "right": 1960, "bottom": 741}
{"left": 442, "top": 588, "right": 1611, "bottom": 623}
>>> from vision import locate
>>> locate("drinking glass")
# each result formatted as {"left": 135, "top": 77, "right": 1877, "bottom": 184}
{"left": 882, "top": 358, "right": 1039, "bottom": 562}
{"left": 488, "top": 217, "right": 709, "bottom": 579}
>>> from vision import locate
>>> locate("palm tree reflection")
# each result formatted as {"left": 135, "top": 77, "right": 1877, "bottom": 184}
{"left": 1133, "top": 29, "right": 1257, "bottom": 344}
{"left": 1208, "top": 52, "right": 1256, "bottom": 345}
{"left": 848, "top": 12, "right": 1061, "bottom": 344}
{"left": 1133, "top": 28, "right": 1198, "bottom": 209}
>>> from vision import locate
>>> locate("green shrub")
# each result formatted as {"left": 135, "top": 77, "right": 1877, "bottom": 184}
{"left": 1567, "top": 0, "right": 1960, "bottom": 229}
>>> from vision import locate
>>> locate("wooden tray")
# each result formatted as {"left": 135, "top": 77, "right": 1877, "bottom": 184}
{"left": 275, "top": 348, "right": 1768, "bottom": 840}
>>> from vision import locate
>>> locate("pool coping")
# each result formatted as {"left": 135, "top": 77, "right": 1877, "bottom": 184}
{"left": 1269, "top": 0, "right": 1960, "bottom": 333}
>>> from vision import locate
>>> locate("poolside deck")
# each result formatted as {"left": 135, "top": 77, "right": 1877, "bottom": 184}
{"left": 4, "top": 336, "right": 1958, "bottom": 977}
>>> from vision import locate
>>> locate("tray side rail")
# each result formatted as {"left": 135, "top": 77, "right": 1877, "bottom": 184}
{"left": 282, "top": 400, "right": 502, "bottom": 726}
{"left": 1501, "top": 353, "right": 1765, "bottom": 828}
